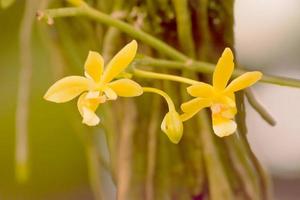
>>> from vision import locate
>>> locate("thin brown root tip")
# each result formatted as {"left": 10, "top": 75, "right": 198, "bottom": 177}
{"left": 269, "top": 119, "right": 277, "bottom": 127}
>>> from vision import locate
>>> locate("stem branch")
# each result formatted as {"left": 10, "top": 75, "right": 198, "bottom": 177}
{"left": 142, "top": 87, "right": 176, "bottom": 111}
{"left": 39, "top": 6, "right": 300, "bottom": 89}
{"left": 135, "top": 68, "right": 199, "bottom": 85}
{"left": 40, "top": 6, "right": 188, "bottom": 61}
{"left": 135, "top": 57, "right": 300, "bottom": 88}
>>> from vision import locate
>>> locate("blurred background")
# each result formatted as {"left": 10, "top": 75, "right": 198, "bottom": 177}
{"left": 235, "top": 1, "right": 300, "bottom": 200}
{"left": 0, "top": 0, "right": 299, "bottom": 199}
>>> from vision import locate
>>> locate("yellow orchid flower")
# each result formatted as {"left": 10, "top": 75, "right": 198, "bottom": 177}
{"left": 180, "top": 48, "right": 262, "bottom": 137}
{"left": 44, "top": 40, "right": 143, "bottom": 126}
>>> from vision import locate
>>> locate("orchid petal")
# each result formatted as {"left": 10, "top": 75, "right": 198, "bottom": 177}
{"left": 103, "top": 87, "right": 118, "bottom": 100}
{"left": 82, "top": 107, "right": 100, "bottom": 126}
{"left": 180, "top": 110, "right": 200, "bottom": 122}
{"left": 214, "top": 94, "right": 236, "bottom": 108}
{"left": 224, "top": 71, "right": 262, "bottom": 93}
{"left": 212, "top": 115, "right": 237, "bottom": 137}
{"left": 187, "top": 82, "right": 214, "bottom": 98}
{"left": 213, "top": 48, "right": 234, "bottom": 90}
{"left": 221, "top": 107, "right": 237, "bottom": 119}
{"left": 84, "top": 51, "right": 104, "bottom": 82}
{"left": 77, "top": 93, "right": 100, "bottom": 126}
{"left": 86, "top": 91, "right": 100, "bottom": 99}
{"left": 181, "top": 97, "right": 211, "bottom": 114}
{"left": 101, "top": 40, "right": 137, "bottom": 84}
{"left": 44, "top": 76, "right": 89, "bottom": 103}
{"left": 108, "top": 79, "right": 143, "bottom": 97}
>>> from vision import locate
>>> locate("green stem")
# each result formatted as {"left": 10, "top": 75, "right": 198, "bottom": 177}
{"left": 40, "top": 6, "right": 188, "bottom": 61}
{"left": 40, "top": 6, "right": 300, "bottom": 89}
{"left": 135, "top": 57, "right": 300, "bottom": 88}
{"left": 135, "top": 69, "right": 199, "bottom": 85}
{"left": 171, "top": 0, "right": 196, "bottom": 58}
{"left": 101, "top": 0, "right": 125, "bottom": 61}
{"left": 142, "top": 87, "right": 176, "bottom": 111}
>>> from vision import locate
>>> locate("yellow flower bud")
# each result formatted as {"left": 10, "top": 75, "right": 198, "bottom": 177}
{"left": 161, "top": 111, "right": 183, "bottom": 144}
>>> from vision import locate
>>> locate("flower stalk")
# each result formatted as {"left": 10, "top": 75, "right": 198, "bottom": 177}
{"left": 134, "top": 57, "right": 300, "bottom": 88}
{"left": 38, "top": 6, "right": 300, "bottom": 89}
{"left": 142, "top": 87, "right": 183, "bottom": 144}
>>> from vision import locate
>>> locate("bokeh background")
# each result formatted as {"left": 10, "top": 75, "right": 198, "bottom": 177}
{"left": 0, "top": 0, "right": 299, "bottom": 199}
{"left": 235, "top": 1, "right": 300, "bottom": 199}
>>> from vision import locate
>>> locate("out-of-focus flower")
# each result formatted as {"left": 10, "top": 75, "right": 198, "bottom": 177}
{"left": 180, "top": 48, "right": 262, "bottom": 137}
{"left": 44, "top": 40, "right": 143, "bottom": 126}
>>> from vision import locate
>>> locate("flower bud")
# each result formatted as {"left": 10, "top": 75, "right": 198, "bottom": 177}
{"left": 161, "top": 111, "right": 183, "bottom": 144}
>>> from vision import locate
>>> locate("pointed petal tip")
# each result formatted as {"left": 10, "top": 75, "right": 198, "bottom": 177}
{"left": 223, "top": 47, "right": 233, "bottom": 57}
{"left": 86, "top": 50, "right": 101, "bottom": 58}
{"left": 88, "top": 50, "right": 103, "bottom": 57}
{"left": 43, "top": 91, "right": 60, "bottom": 103}
{"left": 43, "top": 93, "right": 49, "bottom": 100}
{"left": 43, "top": 94, "right": 52, "bottom": 102}
{"left": 253, "top": 71, "right": 263, "bottom": 79}
{"left": 43, "top": 95, "right": 62, "bottom": 103}
{"left": 128, "top": 40, "right": 138, "bottom": 51}
{"left": 131, "top": 39, "right": 137, "bottom": 45}
{"left": 213, "top": 47, "right": 235, "bottom": 90}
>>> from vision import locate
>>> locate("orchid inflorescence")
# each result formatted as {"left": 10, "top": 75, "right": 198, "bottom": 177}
{"left": 44, "top": 40, "right": 262, "bottom": 144}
